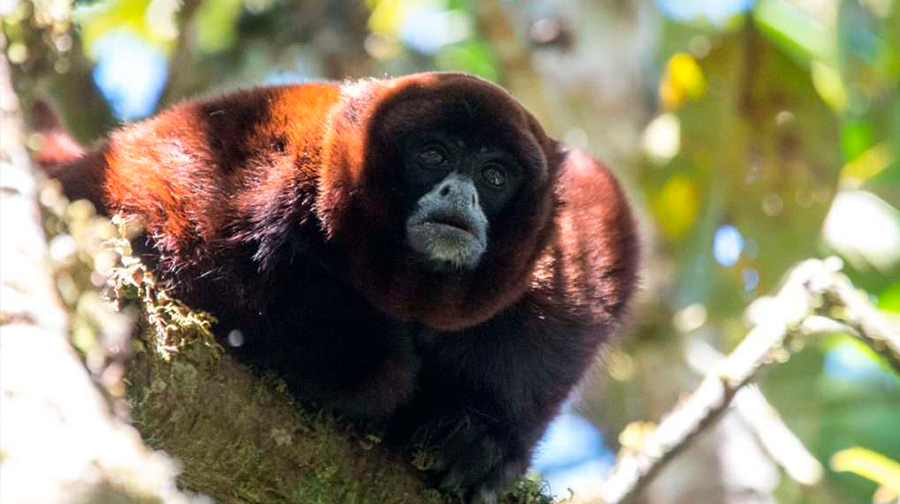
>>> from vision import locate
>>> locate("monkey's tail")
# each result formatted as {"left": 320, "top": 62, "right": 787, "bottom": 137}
{"left": 29, "top": 99, "right": 85, "bottom": 170}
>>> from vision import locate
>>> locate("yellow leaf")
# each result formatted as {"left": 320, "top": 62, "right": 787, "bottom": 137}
{"left": 653, "top": 175, "right": 699, "bottom": 239}
{"left": 367, "top": 0, "right": 405, "bottom": 34}
{"left": 831, "top": 447, "right": 900, "bottom": 493}
{"left": 840, "top": 142, "right": 893, "bottom": 187}
{"left": 811, "top": 61, "right": 848, "bottom": 112}
{"left": 660, "top": 53, "right": 706, "bottom": 111}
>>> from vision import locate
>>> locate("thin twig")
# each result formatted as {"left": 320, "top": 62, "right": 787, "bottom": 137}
{"left": 686, "top": 339, "right": 824, "bottom": 486}
{"left": 814, "top": 273, "right": 900, "bottom": 374}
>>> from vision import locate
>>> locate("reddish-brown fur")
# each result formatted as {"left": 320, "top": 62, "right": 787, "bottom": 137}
{"left": 35, "top": 72, "right": 638, "bottom": 502}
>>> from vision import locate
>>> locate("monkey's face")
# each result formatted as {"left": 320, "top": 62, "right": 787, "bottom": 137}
{"left": 320, "top": 72, "right": 562, "bottom": 329}
{"left": 403, "top": 132, "right": 523, "bottom": 272}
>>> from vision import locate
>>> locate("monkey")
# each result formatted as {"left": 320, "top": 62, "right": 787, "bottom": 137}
{"left": 33, "top": 72, "right": 639, "bottom": 504}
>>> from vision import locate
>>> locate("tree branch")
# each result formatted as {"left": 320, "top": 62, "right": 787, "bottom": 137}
{"left": 596, "top": 258, "right": 900, "bottom": 504}
{"left": 686, "top": 339, "right": 824, "bottom": 486}
{"left": 813, "top": 271, "right": 900, "bottom": 374}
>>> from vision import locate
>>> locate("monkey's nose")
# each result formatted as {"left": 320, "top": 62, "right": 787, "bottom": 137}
{"left": 436, "top": 176, "right": 479, "bottom": 209}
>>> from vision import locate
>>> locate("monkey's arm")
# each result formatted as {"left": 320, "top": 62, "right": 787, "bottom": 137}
{"left": 399, "top": 301, "right": 611, "bottom": 503}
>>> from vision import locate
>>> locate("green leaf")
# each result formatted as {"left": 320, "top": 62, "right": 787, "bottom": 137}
{"left": 75, "top": 0, "right": 179, "bottom": 57}
{"left": 434, "top": 40, "right": 498, "bottom": 81}
{"left": 878, "top": 282, "right": 900, "bottom": 312}
{"left": 196, "top": 0, "right": 243, "bottom": 53}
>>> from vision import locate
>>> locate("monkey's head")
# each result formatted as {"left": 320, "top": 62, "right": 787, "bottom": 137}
{"left": 319, "top": 72, "right": 562, "bottom": 330}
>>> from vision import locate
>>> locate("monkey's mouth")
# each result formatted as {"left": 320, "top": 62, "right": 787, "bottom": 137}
{"left": 405, "top": 211, "right": 487, "bottom": 271}
{"left": 426, "top": 213, "right": 476, "bottom": 235}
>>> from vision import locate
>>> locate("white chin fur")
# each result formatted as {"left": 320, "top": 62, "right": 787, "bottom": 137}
{"left": 407, "top": 222, "right": 485, "bottom": 269}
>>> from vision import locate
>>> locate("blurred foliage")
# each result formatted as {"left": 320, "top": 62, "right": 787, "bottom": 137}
{"left": 831, "top": 446, "right": 900, "bottom": 502}
{"left": 4, "top": 0, "right": 899, "bottom": 503}
{"left": 637, "top": 3, "right": 900, "bottom": 503}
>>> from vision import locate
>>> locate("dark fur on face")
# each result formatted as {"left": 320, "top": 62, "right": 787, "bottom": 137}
{"left": 34, "top": 72, "right": 639, "bottom": 504}
{"left": 319, "top": 73, "right": 562, "bottom": 331}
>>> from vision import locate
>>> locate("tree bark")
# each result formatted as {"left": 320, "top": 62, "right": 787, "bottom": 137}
{"left": 0, "top": 43, "right": 199, "bottom": 504}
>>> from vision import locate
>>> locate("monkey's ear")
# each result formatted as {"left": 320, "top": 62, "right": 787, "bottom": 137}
{"left": 29, "top": 99, "right": 85, "bottom": 168}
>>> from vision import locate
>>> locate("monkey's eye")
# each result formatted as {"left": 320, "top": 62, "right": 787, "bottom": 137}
{"left": 419, "top": 145, "right": 449, "bottom": 168}
{"left": 481, "top": 164, "right": 508, "bottom": 189}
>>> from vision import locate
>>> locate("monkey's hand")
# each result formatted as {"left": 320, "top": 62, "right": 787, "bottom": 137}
{"left": 414, "top": 410, "right": 530, "bottom": 504}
